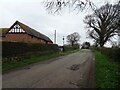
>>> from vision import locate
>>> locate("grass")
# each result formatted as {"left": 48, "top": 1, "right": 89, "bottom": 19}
{"left": 3, "top": 49, "right": 79, "bottom": 73}
{"left": 94, "top": 50, "right": 120, "bottom": 88}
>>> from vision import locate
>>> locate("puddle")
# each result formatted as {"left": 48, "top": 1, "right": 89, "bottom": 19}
{"left": 67, "top": 64, "right": 80, "bottom": 71}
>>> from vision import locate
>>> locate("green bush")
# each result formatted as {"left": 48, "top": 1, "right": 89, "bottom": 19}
{"left": 2, "top": 42, "right": 59, "bottom": 58}
{"left": 26, "top": 43, "right": 59, "bottom": 53}
{"left": 92, "top": 47, "right": 120, "bottom": 62}
{"left": 101, "top": 48, "right": 120, "bottom": 62}
{"left": 2, "top": 42, "right": 27, "bottom": 57}
{"left": 63, "top": 45, "right": 79, "bottom": 52}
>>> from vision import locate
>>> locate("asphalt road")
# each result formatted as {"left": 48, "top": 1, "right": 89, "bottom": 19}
{"left": 3, "top": 49, "right": 95, "bottom": 88}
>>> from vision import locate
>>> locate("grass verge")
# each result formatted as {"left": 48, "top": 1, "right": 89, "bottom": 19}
{"left": 94, "top": 50, "right": 120, "bottom": 88}
{"left": 3, "top": 49, "right": 79, "bottom": 73}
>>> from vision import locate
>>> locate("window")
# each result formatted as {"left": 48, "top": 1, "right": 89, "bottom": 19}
{"left": 9, "top": 24, "right": 25, "bottom": 33}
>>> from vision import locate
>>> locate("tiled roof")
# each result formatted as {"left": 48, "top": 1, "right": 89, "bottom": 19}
{"left": 1, "top": 21, "right": 53, "bottom": 43}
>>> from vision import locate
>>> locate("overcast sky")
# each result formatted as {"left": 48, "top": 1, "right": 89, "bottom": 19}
{"left": 0, "top": 0, "right": 117, "bottom": 46}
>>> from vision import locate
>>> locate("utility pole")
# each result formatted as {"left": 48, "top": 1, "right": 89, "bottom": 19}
{"left": 54, "top": 30, "right": 56, "bottom": 44}
{"left": 62, "top": 36, "right": 65, "bottom": 52}
{"left": 63, "top": 36, "right": 64, "bottom": 46}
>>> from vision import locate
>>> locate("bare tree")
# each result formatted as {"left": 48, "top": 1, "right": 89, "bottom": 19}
{"left": 111, "top": 41, "right": 118, "bottom": 48}
{"left": 43, "top": 0, "right": 95, "bottom": 14}
{"left": 67, "top": 32, "right": 80, "bottom": 46}
{"left": 115, "top": 1, "right": 120, "bottom": 47}
{"left": 84, "top": 2, "right": 120, "bottom": 47}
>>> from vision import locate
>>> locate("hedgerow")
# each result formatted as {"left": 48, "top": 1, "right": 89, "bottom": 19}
{"left": 93, "top": 47, "right": 120, "bottom": 62}
{"left": 2, "top": 42, "right": 59, "bottom": 58}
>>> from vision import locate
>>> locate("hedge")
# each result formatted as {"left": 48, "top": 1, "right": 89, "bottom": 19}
{"left": 100, "top": 48, "right": 120, "bottom": 62}
{"left": 2, "top": 42, "right": 26, "bottom": 57}
{"left": 2, "top": 42, "right": 59, "bottom": 57}
{"left": 59, "top": 45, "right": 79, "bottom": 52}
{"left": 93, "top": 47, "right": 120, "bottom": 62}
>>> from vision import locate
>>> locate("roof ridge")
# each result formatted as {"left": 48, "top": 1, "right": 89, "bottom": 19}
{"left": 16, "top": 21, "right": 52, "bottom": 42}
{"left": 1, "top": 20, "right": 53, "bottom": 43}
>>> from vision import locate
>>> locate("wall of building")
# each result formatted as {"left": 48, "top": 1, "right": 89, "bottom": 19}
{"left": 48, "top": 42, "right": 53, "bottom": 44}
{"left": 2, "top": 33, "right": 48, "bottom": 43}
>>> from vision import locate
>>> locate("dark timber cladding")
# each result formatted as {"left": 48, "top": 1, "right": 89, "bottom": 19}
{"left": 1, "top": 21, "right": 53, "bottom": 43}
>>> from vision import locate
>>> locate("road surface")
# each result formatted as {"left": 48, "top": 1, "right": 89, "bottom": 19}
{"left": 3, "top": 49, "right": 95, "bottom": 88}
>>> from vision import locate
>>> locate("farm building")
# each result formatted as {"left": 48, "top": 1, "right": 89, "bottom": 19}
{"left": 0, "top": 21, "right": 53, "bottom": 44}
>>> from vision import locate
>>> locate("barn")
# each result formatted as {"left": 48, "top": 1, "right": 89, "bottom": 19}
{"left": 0, "top": 21, "right": 53, "bottom": 44}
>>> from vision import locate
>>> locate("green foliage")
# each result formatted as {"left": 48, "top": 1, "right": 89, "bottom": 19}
{"left": 2, "top": 42, "right": 59, "bottom": 58}
{"left": 3, "top": 49, "right": 79, "bottom": 73}
{"left": 63, "top": 45, "right": 79, "bottom": 52}
{"left": 93, "top": 47, "right": 120, "bottom": 62}
{"left": 100, "top": 48, "right": 120, "bottom": 62}
{"left": 2, "top": 42, "right": 27, "bottom": 57}
{"left": 95, "top": 51, "right": 120, "bottom": 88}
{"left": 3, "top": 53, "right": 59, "bottom": 72}
{"left": 26, "top": 43, "right": 59, "bottom": 54}
{"left": 2, "top": 42, "right": 59, "bottom": 64}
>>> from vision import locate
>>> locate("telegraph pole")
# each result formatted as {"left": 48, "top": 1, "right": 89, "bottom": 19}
{"left": 54, "top": 30, "right": 56, "bottom": 44}
{"left": 63, "top": 36, "right": 65, "bottom": 52}
{"left": 63, "top": 36, "right": 64, "bottom": 46}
